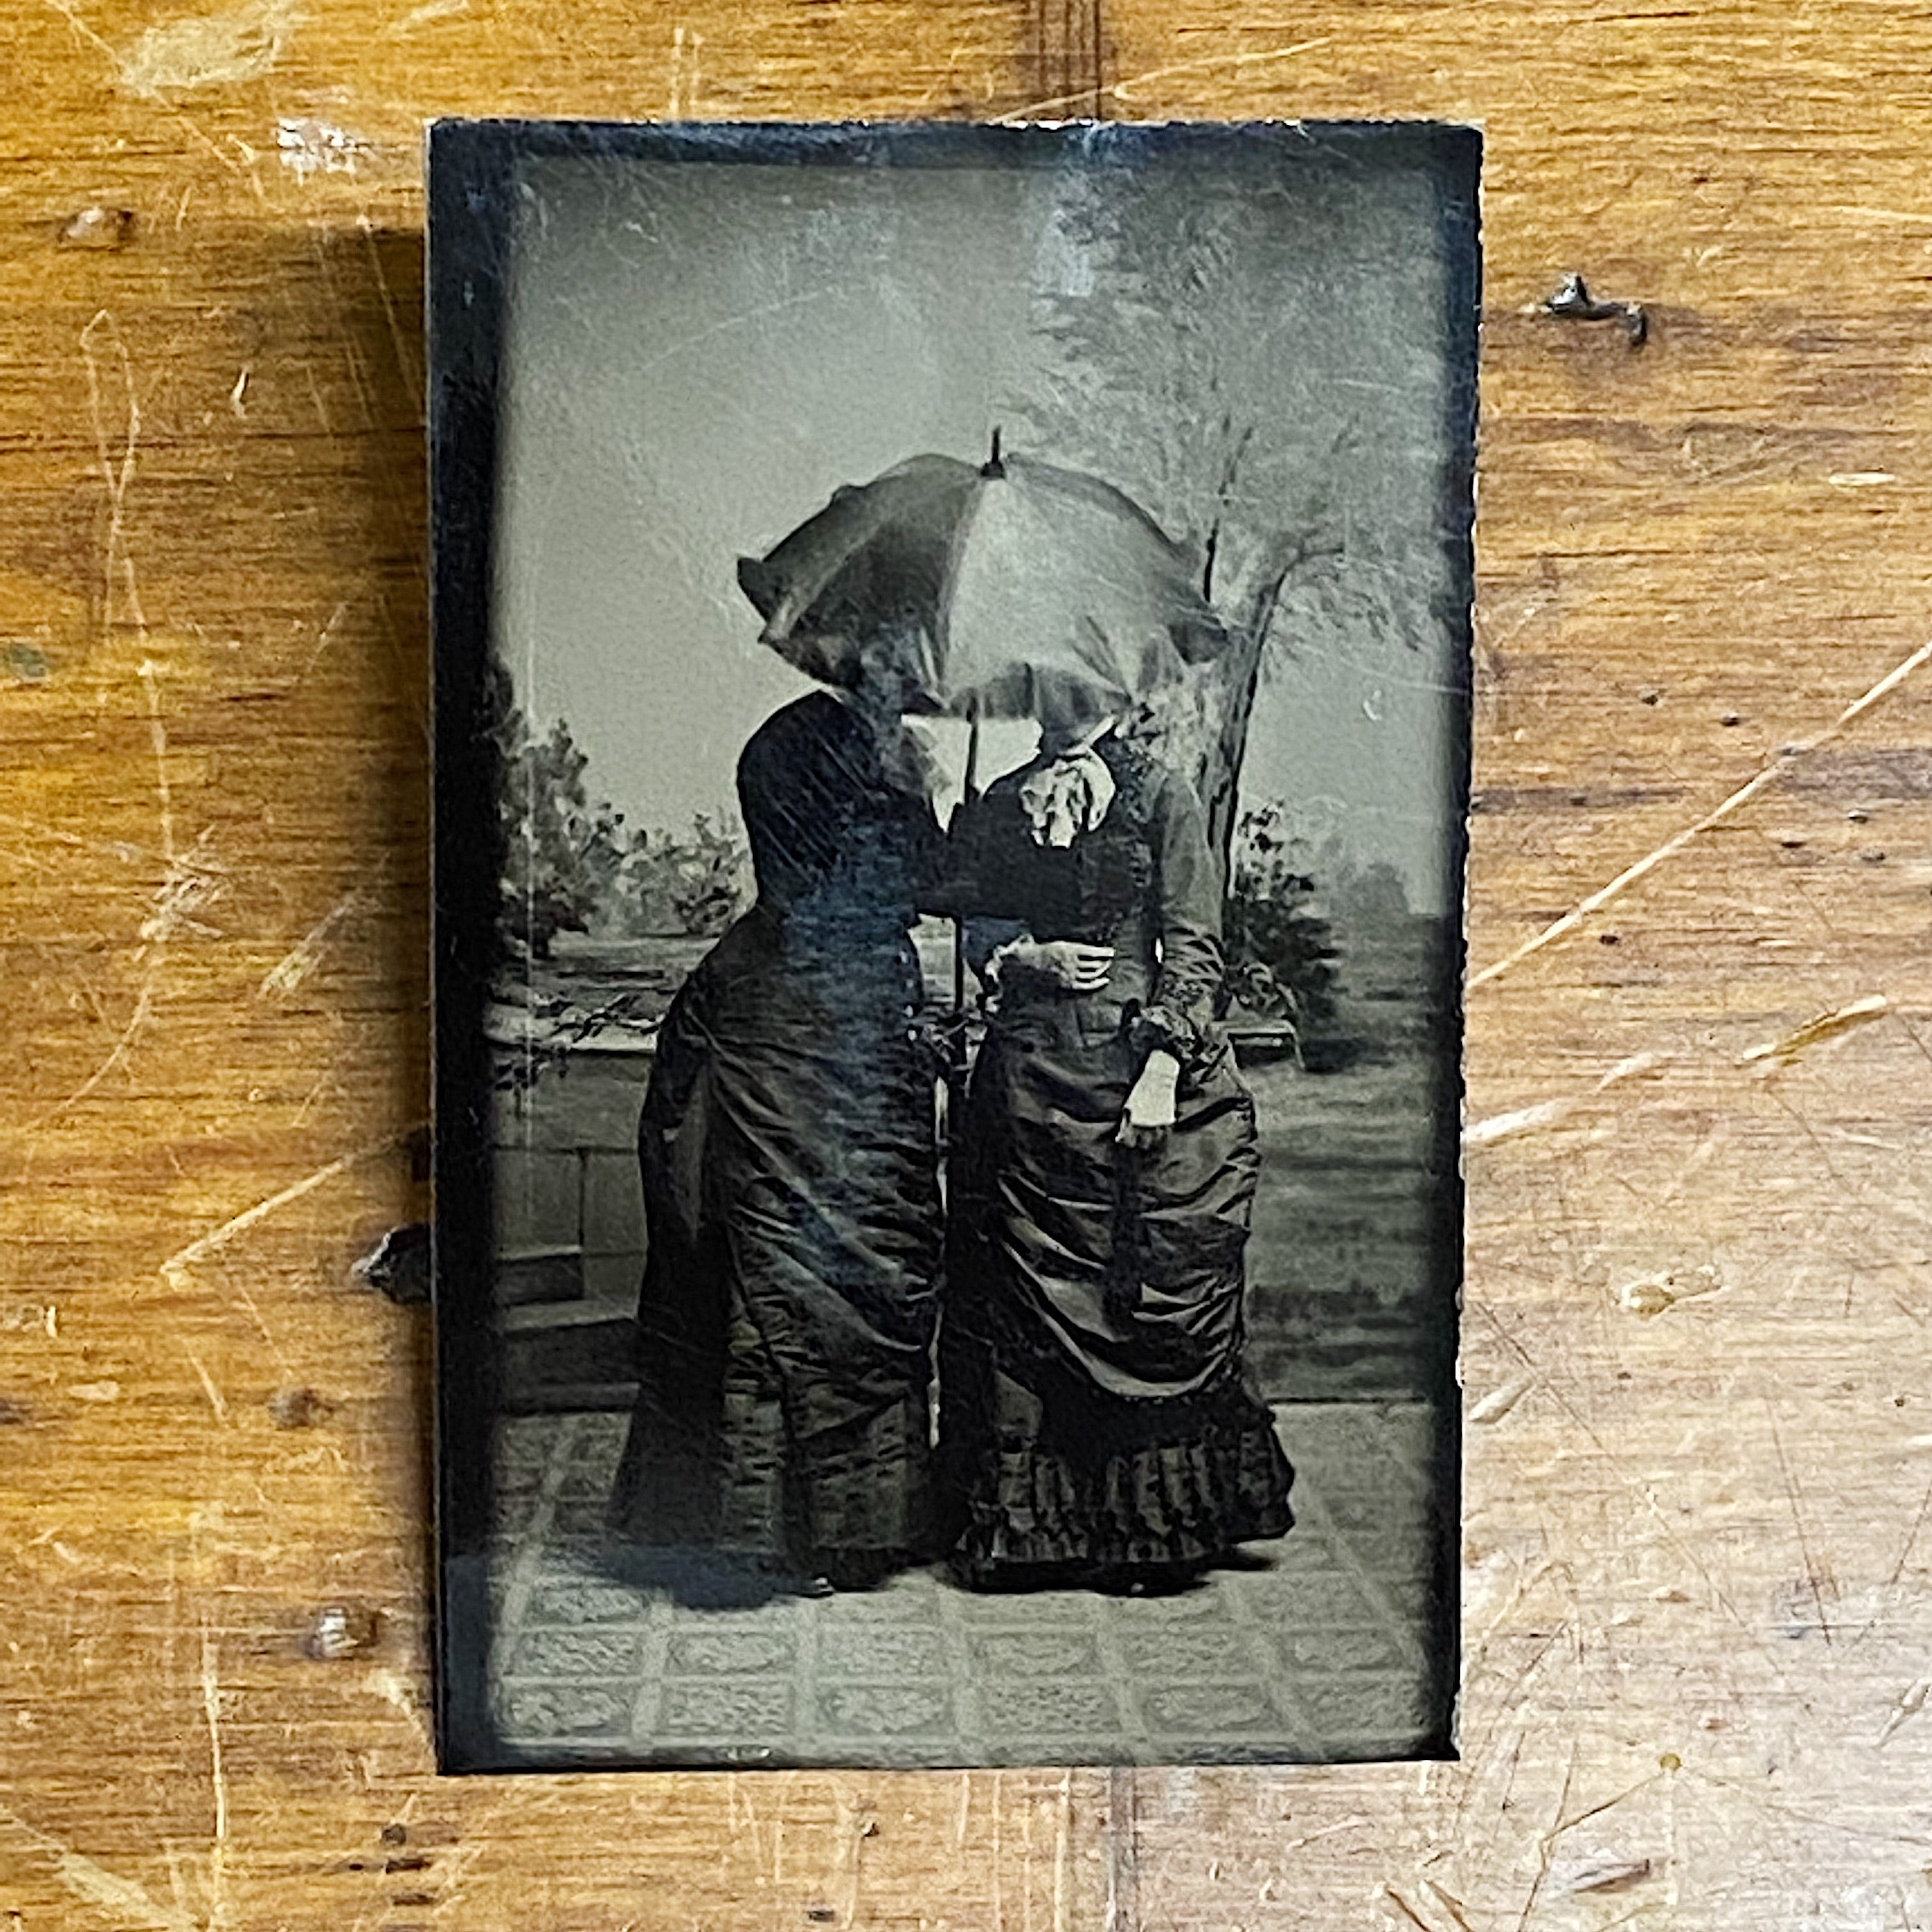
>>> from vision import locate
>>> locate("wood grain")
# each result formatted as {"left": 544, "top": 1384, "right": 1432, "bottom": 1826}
{"left": 3, "top": 0, "right": 1930, "bottom": 1926}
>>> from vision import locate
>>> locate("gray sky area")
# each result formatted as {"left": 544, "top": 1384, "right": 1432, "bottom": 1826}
{"left": 494, "top": 137, "right": 1471, "bottom": 911}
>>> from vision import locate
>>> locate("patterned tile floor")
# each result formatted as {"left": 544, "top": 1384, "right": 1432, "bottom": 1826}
{"left": 479, "top": 1402, "right": 1449, "bottom": 1768}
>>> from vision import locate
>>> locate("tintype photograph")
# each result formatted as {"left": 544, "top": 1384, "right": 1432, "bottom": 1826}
{"left": 431, "top": 119, "right": 1479, "bottom": 1770}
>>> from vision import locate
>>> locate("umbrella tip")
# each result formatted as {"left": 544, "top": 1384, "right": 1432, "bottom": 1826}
{"left": 981, "top": 426, "right": 1004, "bottom": 479}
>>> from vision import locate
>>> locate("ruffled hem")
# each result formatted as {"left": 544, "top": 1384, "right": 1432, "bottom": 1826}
{"left": 946, "top": 1397, "right": 1294, "bottom": 1583}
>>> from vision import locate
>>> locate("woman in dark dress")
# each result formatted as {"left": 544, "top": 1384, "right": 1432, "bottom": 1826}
{"left": 609, "top": 686, "right": 944, "bottom": 1591}
{"left": 940, "top": 698, "right": 1294, "bottom": 1592}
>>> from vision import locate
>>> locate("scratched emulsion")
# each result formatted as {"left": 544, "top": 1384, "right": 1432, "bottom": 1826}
{"left": 3, "top": 0, "right": 1932, "bottom": 1924}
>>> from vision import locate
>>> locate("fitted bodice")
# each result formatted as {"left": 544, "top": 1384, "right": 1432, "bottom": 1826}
{"left": 947, "top": 736, "right": 1229, "bottom": 1072}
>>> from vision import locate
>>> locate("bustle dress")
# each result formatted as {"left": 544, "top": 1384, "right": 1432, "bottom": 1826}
{"left": 609, "top": 692, "right": 944, "bottom": 1585}
{"left": 940, "top": 733, "right": 1294, "bottom": 1586}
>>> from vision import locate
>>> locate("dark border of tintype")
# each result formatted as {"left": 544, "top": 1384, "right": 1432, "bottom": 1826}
{"left": 427, "top": 118, "right": 1480, "bottom": 1774}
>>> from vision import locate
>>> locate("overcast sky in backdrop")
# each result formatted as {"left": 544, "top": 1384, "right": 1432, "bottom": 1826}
{"left": 493, "top": 139, "right": 1471, "bottom": 913}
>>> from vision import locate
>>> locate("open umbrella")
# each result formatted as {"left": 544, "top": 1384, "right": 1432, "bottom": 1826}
{"left": 735, "top": 434, "right": 1228, "bottom": 720}
{"left": 738, "top": 435, "right": 1229, "bottom": 1069}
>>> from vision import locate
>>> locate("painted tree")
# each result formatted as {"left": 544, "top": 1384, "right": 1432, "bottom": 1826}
{"left": 486, "top": 656, "right": 751, "bottom": 950}
{"left": 1009, "top": 154, "right": 1464, "bottom": 880}
{"left": 486, "top": 657, "right": 625, "bottom": 957}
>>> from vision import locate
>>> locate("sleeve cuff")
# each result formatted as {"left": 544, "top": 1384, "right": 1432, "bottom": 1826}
{"left": 1127, "top": 1002, "right": 1224, "bottom": 1079}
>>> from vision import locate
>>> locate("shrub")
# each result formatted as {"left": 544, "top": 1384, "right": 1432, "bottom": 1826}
{"left": 1221, "top": 802, "right": 1340, "bottom": 1038}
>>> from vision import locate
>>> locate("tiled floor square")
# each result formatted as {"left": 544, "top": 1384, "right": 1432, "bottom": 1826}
{"left": 1293, "top": 1669, "right": 1436, "bottom": 1735}
{"left": 815, "top": 1623, "right": 949, "bottom": 1681}
{"left": 967, "top": 1630, "right": 1102, "bottom": 1678}
{"left": 496, "top": 1681, "right": 636, "bottom": 1740}
{"left": 663, "top": 1627, "right": 797, "bottom": 1675}
{"left": 504, "top": 1626, "right": 648, "bottom": 1679}
{"left": 656, "top": 1679, "right": 794, "bottom": 1737}
{"left": 1117, "top": 1624, "right": 1259, "bottom": 1680}
{"left": 815, "top": 1682, "right": 954, "bottom": 1736}
{"left": 523, "top": 1580, "right": 653, "bottom": 1627}
{"left": 1279, "top": 1625, "right": 1410, "bottom": 1673}
{"left": 980, "top": 1676, "right": 1125, "bottom": 1736}
{"left": 1137, "top": 1681, "right": 1280, "bottom": 1733}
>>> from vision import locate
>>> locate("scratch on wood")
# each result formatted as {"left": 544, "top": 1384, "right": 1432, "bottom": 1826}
{"left": 1877, "top": 1676, "right": 1928, "bottom": 1745}
{"left": 1468, "top": 634, "right": 1932, "bottom": 990}
{"left": 31, "top": 838, "right": 224, "bottom": 1137}
{"left": 1469, "top": 1374, "right": 1537, "bottom": 1424}
{"left": 138, "top": 660, "right": 174, "bottom": 861}
{"left": 27, "top": 983, "right": 154, "bottom": 1132}
{"left": 1471, "top": 1301, "right": 1798, "bottom": 1689}
{"left": 160, "top": 1138, "right": 392, "bottom": 1290}
{"left": 1463, "top": 1050, "right": 1666, "bottom": 1147}
{"left": 1421, "top": 1876, "right": 1477, "bottom": 1931}
{"left": 667, "top": 23, "right": 702, "bottom": 118}
{"left": 1103, "top": 1766, "right": 1136, "bottom": 1932}
{"left": 118, "top": 0, "right": 293, "bottom": 96}
{"left": 1739, "top": 993, "right": 1889, "bottom": 1069}
{"left": 990, "top": 1769, "right": 1002, "bottom": 1929}
{"left": 1381, "top": 1883, "right": 1439, "bottom": 1931}
{"left": 0, "top": 811, "right": 160, "bottom": 868}
{"left": 0, "top": 1803, "right": 199, "bottom": 1932}
{"left": 1768, "top": 1401, "right": 1837, "bottom": 1643}
{"left": 1274, "top": 1814, "right": 1372, "bottom": 1856}
{"left": 183, "top": 1347, "right": 227, "bottom": 1420}
{"left": 1560, "top": 1852, "right": 1655, "bottom": 1894}
{"left": 259, "top": 889, "right": 360, "bottom": 999}
{"left": 356, "top": 215, "right": 423, "bottom": 402}
{"left": 1000, "top": 37, "right": 1332, "bottom": 120}
{"left": 201, "top": 1623, "right": 231, "bottom": 1931}
{"left": 41, "top": 0, "right": 256, "bottom": 181}
{"left": 360, "top": 1666, "right": 433, "bottom": 1754}
{"left": 79, "top": 310, "right": 146, "bottom": 642}
{"left": 387, "top": 0, "right": 468, "bottom": 27}
{"left": 1052, "top": 1770, "right": 1071, "bottom": 1932}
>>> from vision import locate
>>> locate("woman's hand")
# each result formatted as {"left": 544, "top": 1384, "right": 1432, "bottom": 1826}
{"left": 1117, "top": 1050, "right": 1181, "bottom": 1151}
{"left": 1004, "top": 939, "right": 1115, "bottom": 993}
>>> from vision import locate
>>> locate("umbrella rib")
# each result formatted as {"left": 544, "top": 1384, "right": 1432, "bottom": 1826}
{"left": 935, "top": 467, "right": 995, "bottom": 714}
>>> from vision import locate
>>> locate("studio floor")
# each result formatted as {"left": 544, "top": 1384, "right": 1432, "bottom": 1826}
{"left": 477, "top": 1401, "right": 1450, "bottom": 1768}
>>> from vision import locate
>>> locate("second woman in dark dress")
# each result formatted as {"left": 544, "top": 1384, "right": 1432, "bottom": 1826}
{"left": 609, "top": 687, "right": 945, "bottom": 1591}
{"left": 940, "top": 707, "right": 1295, "bottom": 1591}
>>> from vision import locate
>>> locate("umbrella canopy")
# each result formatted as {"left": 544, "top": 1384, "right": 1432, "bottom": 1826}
{"left": 737, "top": 441, "right": 1228, "bottom": 718}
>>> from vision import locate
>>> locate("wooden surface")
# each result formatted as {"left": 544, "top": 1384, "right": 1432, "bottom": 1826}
{"left": 3, "top": 1, "right": 1930, "bottom": 1926}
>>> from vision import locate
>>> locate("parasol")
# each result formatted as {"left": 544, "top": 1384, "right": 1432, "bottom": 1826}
{"left": 735, "top": 434, "right": 1228, "bottom": 721}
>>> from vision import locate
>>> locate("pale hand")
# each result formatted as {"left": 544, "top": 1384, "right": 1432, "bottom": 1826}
{"left": 1117, "top": 1050, "right": 1181, "bottom": 1151}
{"left": 1006, "top": 939, "right": 1115, "bottom": 993}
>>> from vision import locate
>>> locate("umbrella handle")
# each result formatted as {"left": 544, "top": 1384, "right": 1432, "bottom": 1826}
{"left": 951, "top": 707, "right": 982, "bottom": 1023}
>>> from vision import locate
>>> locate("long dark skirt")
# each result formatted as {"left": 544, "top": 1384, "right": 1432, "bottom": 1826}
{"left": 610, "top": 909, "right": 943, "bottom": 1579}
{"left": 940, "top": 1011, "right": 1294, "bottom": 1582}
